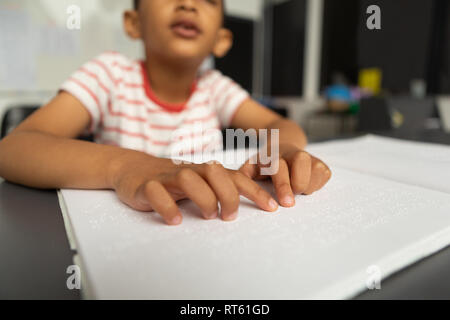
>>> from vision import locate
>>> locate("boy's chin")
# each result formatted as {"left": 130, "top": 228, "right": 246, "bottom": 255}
{"left": 165, "top": 44, "right": 210, "bottom": 65}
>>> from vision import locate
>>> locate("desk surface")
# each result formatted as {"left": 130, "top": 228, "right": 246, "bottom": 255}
{"left": 1, "top": 130, "right": 450, "bottom": 300}
{"left": 0, "top": 178, "right": 80, "bottom": 300}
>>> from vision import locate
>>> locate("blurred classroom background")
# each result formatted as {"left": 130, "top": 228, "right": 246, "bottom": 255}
{"left": 1, "top": 0, "right": 450, "bottom": 144}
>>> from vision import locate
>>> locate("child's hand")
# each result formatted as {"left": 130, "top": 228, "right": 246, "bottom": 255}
{"left": 110, "top": 156, "right": 279, "bottom": 225}
{"left": 239, "top": 144, "right": 332, "bottom": 207}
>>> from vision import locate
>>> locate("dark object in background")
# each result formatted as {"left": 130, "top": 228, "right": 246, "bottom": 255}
{"left": 427, "top": 0, "right": 450, "bottom": 94}
{"left": 441, "top": 1, "right": 450, "bottom": 94}
{"left": 268, "top": 0, "right": 307, "bottom": 96}
{"left": 357, "top": 96, "right": 437, "bottom": 134}
{"left": 387, "top": 96, "right": 435, "bottom": 135}
{"left": 320, "top": 0, "right": 449, "bottom": 95}
{"left": 357, "top": 97, "right": 392, "bottom": 132}
{"left": 1, "top": 106, "right": 39, "bottom": 139}
{"left": 215, "top": 15, "right": 254, "bottom": 93}
{"left": 321, "top": 0, "right": 359, "bottom": 87}
{"left": 358, "top": 0, "right": 434, "bottom": 94}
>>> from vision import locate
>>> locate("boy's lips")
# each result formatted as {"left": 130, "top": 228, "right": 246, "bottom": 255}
{"left": 170, "top": 19, "right": 201, "bottom": 39}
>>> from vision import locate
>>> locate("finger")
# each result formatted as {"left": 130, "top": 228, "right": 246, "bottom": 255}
{"left": 173, "top": 169, "right": 219, "bottom": 220}
{"left": 316, "top": 166, "right": 332, "bottom": 191}
{"left": 139, "top": 180, "right": 182, "bottom": 225}
{"left": 200, "top": 163, "right": 241, "bottom": 221}
{"left": 286, "top": 151, "right": 312, "bottom": 195}
{"left": 239, "top": 159, "right": 258, "bottom": 179}
{"left": 309, "top": 158, "right": 332, "bottom": 193}
{"left": 240, "top": 155, "right": 272, "bottom": 181}
{"left": 231, "top": 171, "right": 279, "bottom": 212}
{"left": 304, "top": 158, "right": 331, "bottom": 195}
{"left": 271, "top": 158, "right": 295, "bottom": 207}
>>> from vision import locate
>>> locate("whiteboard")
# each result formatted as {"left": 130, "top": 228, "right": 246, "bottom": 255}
{"left": 0, "top": 0, "right": 143, "bottom": 92}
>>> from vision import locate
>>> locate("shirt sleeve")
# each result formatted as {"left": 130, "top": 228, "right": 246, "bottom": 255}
{"left": 209, "top": 71, "right": 250, "bottom": 128}
{"left": 59, "top": 53, "right": 115, "bottom": 135}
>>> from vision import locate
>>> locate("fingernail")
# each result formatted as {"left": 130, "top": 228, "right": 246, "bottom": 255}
{"left": 282, "top": 196, "right": 295, "bottom": 207}
{"left": 268, "top": 199, "right": 278, "bottom": 211}
{"left": 224, "top": 211, "right": 238, "bottom": 221}
{"left": 169, "top": 215, "right": 182, "bottom": 225}
{"left": 205, "top": 211, "right": 218, "bottom": 220}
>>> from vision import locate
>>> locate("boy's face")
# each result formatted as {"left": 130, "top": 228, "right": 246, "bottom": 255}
{"left": 125, "top": 0, "right": 231, "bottom": 65}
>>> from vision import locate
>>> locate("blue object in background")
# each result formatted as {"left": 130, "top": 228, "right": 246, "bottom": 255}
{"left": 325, "top": 85, "right": 352, "bottom": 102}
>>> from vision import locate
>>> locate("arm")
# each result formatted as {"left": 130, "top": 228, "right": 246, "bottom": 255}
{"left": 231, "top": 98, "right": 332, "bottom": 207}
{"left": 230, "top": 98, "right": 307, "bottom": 150}
{"left": 0, "top": 91, "right": 153, "bottom": 190}
{"left": 0, "top": 92, "right": 277, "bottom": 224}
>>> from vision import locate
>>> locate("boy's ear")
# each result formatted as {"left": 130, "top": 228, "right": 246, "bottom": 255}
{"left": 123, "top": 10, "right": 142, "bottom": 39}
{"left": 212, "top": 28, "right": 233, "bottom": 58}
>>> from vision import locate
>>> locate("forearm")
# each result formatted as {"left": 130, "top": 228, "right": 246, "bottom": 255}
{"left": 267, "top": 118, "right": 308, "bottom": 150}
{"left": 0, "top": 130, "right": 164, "bottom": 190}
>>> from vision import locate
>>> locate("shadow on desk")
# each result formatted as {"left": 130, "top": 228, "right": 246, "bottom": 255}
{"left": 356, "top": 243, "right": 450, "bottom": 300}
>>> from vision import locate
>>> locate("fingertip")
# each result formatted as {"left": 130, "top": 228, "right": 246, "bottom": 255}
{"left": 280, "top": 195, "right": 295, "bottom": 207}
{"left": 325, "top": 169, "right": 332, "bottom": 181}
{"left": 268, "top": 198, "right": 279, "bottom": 211}
{"left": 222, "top": 211, "right": 238, "bottom": 222}
{"left": 168, "top": 214, "right": 183, "bottom": 226}
{"left": 204, "top": 211, "right": 218, "bottom": 220}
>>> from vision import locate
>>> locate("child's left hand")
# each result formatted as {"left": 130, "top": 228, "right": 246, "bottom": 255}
{"left": 239, "top": 144, "right": 332, "bottom": 207}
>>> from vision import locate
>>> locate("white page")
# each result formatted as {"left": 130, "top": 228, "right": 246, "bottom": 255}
{"left": 307, "top": 135, "right": 450, "bottom": 194}
{"left": 59, "top": 148, "right": 450, "bottom": 299}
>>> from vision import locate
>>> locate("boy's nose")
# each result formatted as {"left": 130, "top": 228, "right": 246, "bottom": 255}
{"left": 176, "top": 0, "right": 197, "bottom": 13}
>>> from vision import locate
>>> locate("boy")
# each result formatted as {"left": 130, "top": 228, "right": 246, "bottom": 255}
{"left": 0, "top": 0, "right": 331, "bottom": 225}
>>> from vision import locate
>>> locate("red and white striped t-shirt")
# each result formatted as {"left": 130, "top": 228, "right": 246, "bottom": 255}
{"left": 60, "top": 52, "right": 249, "bottom": 158}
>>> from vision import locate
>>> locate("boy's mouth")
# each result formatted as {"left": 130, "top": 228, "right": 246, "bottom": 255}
{"left": 170, "top": 19, "right": 201, "bottom": 39}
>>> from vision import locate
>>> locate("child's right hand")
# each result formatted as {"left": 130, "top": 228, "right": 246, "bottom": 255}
{"left": 109, "top": 154, "right": 279, "bottom": 225}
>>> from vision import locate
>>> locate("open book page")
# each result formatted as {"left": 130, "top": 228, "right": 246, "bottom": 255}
{"left": 59, "top": 146, "right": 450, "bottom": 299}
{"left": 307, "top": 135, "right": 450, "bottom": 194}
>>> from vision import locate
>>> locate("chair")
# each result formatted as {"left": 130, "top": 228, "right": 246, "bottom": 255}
{"left": 357, "top": 97, "right": 392, "bottom": 133}
{"left": 1, "top": 106, "right": 39, "bottom": 139}
{"left": 387, "top": 96, "right": 435, "bottom": 135}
